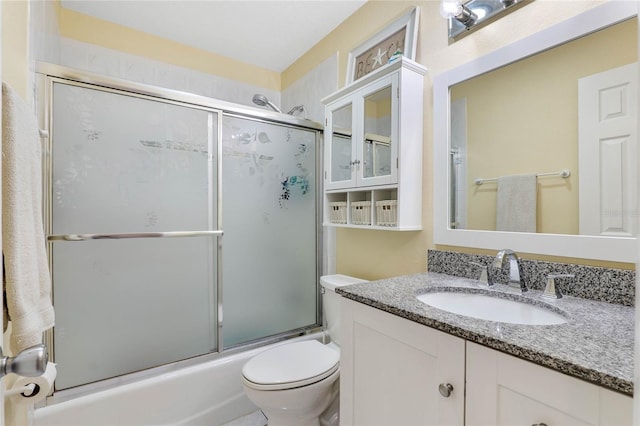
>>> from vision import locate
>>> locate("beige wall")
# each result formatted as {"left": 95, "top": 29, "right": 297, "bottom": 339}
{"left": 2, "top": 0, "right": 30, "bottom": 100}
{"left": 283, "top": 0, "right": 635, "bottom": 277}
{"left": 59, "top": 5, "right": 281, "bottom": 92}
{"left": 454, "top": 18, "right": 636, "bottom": 234}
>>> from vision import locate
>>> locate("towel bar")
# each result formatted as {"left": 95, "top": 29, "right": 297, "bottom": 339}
{"left": 48, "top": 230, "right": 223, "bottom": 241}
{"left": 475, "top": 169, "right": 570, "bottom": 185}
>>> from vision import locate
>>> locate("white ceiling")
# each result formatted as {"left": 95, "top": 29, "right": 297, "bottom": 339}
{"left": 60, "top": 0, "right": 367, "bottom": 72}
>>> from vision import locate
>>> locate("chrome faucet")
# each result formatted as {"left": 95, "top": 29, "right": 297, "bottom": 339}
{"left": 492, "top": 249, "right": 527, "bottom": 293}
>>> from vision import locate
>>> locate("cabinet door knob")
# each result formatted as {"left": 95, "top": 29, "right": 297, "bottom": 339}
{"left": 532, "top": 423, "right": 548, "bottom": 426}
{"left": 438, "top": 383, "right": 454, "bottom": 397}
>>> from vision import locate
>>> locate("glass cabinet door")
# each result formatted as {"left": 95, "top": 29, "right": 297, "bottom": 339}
{"left": 324, "top": 73, "right": 399, "bottom": 190}
{"left": 359, "top": 74, "right": 398, "bottom": 187}
{"left": 363, "top": 86, "right": 392, "bottom": 179}
{"left": 326, "top": 101, "right": 356, "bottom": 189}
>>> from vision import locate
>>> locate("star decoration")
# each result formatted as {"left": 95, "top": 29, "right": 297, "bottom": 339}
{"left": 372, "top": 47, "right": 388, "bottom": 69}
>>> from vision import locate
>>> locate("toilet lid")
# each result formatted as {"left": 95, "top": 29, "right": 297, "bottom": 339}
{"left": 242, "top": 340, "right": 339, "bottom": 390}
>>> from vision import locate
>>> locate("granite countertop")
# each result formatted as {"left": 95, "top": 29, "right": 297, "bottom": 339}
{"left": 336, "top": 272, "right": 634, "bottom": 396}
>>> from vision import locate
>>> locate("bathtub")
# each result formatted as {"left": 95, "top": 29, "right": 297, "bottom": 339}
{"left": 34, "top": 333, "right": 323, "bottom": 426}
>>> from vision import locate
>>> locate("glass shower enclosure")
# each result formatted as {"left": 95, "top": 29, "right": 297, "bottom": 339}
{"left": 39, "top": 66, "right": 321, "bottom": 391}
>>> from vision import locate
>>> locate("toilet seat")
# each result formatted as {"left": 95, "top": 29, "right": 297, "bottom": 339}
{"left": 242, "top": 340, "right": 340, "bottom": 391}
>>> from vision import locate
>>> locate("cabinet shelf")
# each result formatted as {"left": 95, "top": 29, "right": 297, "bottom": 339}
{"left": 323, "top": 223, "right": 422, "bottom": 231}
{"left": 324, "top": 188, "right": 420, "bottom": 231}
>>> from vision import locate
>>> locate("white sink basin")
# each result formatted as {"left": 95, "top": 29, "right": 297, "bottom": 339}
{"left": 416, "top": 291, "right": 567, "bottom": 325}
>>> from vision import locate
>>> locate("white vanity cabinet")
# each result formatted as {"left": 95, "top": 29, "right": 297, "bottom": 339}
{"left": 466, "top": 342, "right": 633, "bottom": 426}
{"left": 340, "top": 298, "right": 465, "bottom": 426}
{"left": 322, "top": 58, "right": 426, "bottom": 230}
{"left": 340, "top": 299, "right": 633, "bottom": 426}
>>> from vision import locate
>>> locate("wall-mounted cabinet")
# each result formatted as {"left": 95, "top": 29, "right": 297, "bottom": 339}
{"left": 322, "top": 57, "right": 426, "bottom": 230}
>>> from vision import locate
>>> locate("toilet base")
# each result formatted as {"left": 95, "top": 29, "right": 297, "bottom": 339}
{"left": 262, "top": 387, "right": 339, "bottom": 426}
{"left": 319, "top": 387, "right": 339, "bottom": 426}
{"left": 244, "top": 371, "right": 339, "bottom": 426}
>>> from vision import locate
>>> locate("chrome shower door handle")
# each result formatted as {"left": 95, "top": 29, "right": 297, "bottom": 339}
{"left": 48, "top": 230, "right": 223, "bottom": 242}
{"left": 0, "top": 344, "right": 48, "bottom": 379}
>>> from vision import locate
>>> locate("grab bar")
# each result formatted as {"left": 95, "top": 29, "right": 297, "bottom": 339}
{"left": 48, "top": 230, "right": 223, "bottom": 242}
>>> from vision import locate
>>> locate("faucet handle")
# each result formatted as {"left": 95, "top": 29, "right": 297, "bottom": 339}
{"left": 470, "top": 262, "right": 493, "bottom": 286}
{"left": 542, "top": 274, "right": 574, "bottom": 299}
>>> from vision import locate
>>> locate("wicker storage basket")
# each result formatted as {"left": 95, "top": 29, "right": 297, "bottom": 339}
{"left": 351, "top": 201, "right": 372, "bottom": 225}
{"left": 376, "top": 200, "right": 397, "bottom": 227}
{"left": 329, "top": 201, "right": 347, "bottom": 224}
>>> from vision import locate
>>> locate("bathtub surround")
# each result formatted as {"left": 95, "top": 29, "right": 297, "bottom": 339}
{"left": 280, "top": 54, "right": 338, "bottom": 124}
{"left": 58, "top": 38, "right": 281, "bottom": 109}
{"left": 427, "top": 249, "right": 635, "bottom": 307}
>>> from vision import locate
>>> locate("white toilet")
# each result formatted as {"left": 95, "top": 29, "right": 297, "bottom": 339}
{"left": 241, "top": 274, "right": 367, "bottom": 426}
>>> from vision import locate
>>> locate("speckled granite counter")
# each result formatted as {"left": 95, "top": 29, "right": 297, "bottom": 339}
{"left": 336, "top": 272, "right": 634, "bottom": 396}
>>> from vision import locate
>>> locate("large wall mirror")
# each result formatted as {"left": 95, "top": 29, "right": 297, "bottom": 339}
{"left": 433, "top": 1, "right": 639, "bottom": 263}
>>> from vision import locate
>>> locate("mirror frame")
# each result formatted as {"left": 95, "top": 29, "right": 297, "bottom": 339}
{"left": 433, "top": 1, "right": 639, "bottom": 263}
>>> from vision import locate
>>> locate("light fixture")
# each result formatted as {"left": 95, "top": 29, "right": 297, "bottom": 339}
{"left": 441, "top": 0, "right": 532, "bottom": 41}
{"left": 440, "top": 0, "right": 477, "bottom": 28}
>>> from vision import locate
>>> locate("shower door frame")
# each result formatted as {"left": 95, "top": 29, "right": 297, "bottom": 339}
{"left": 36, "top": 63, "right": 324, "bottom": 403}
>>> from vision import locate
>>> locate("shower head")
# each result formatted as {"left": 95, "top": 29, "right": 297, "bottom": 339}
{"left": 252, "top": 94, "right": 282, "bottom": 113}
{"left": 286, "top": 105, "right": 305, "bottom": 116}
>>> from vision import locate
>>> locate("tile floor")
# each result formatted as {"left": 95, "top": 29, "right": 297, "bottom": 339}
{"left": 222, "top": 410, "right": 267, "bottom": 426}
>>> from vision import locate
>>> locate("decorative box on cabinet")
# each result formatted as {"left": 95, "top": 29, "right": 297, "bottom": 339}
{"left": 322, "top": 57, "right": 426, "bottom": 230}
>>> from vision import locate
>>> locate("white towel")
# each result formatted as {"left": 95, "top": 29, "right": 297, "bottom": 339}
{"left": 2, "top": 82, "right": 55, "bottom": 353}
{"left": 496, "top": 174, "right": 537, "bottom": 233}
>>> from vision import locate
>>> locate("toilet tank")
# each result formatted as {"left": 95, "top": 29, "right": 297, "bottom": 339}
{"left": 320, "top": 274, "right": 368, "bottom": 347}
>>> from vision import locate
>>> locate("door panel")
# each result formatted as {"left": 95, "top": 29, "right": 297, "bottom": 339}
{"left": 50, "top": 81, "right": 218, "bottom": 389}
{"left": 579, "top": 63, "right": 637, "bottom": 236}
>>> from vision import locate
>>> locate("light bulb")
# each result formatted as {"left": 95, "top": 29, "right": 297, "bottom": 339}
{"left": 440, "top": 0, "right": 478, "bottom": 27}
{"left": 440, "top": 0, "right": 462, "bottom": 18}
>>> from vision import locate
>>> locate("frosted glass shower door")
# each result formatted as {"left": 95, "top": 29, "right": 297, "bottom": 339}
{"left": 50, "top": 82, "right": 219, "bottom": 390}
{"left": 222, "top": 116, "right": 318, "bottom": 347}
